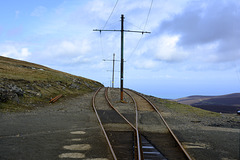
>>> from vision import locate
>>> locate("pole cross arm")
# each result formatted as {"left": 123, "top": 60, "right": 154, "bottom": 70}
{"left": 93, "top": 14, "right": 151, "bottom": 102}
{"left": 93, "top": 29, "right": 121, "bottom": 32}
{"left": 93, "top": 29, "right": 150, "bottom": 34}
{"left": 103, "top": 59, "right": 121, "bottom": 62}
{"left": 124, "top": 30, "right": 151, "bottom": 34}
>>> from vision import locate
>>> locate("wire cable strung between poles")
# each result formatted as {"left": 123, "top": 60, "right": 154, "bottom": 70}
{"left": 143, "top": 0, "right": 153, "bottom": 31}
{"left": 125, "top": 0, "right": 154, "bottom": 62}
{"left": 98, "top": 0, "right": 119, "bottom": 60}
{"left": 99, "top": 32, "right": 104, "bottom": 59}
{"left": 102, "top": 0, "right": 119, "bottom": 30}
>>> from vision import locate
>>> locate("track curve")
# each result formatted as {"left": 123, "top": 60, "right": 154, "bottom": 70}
{"left": 124, "top": 89, "right": 192, "bottom": 160}
{"left": 92, "top": 87, "right": 192, "bottom": 160}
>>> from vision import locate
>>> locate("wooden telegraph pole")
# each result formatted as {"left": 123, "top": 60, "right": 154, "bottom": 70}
{"left": 94, "top": 14, "right": 150, "bottom": 102}
{"left": 112, "top": 53, "right": 115, "bottom": 88}
{"left": 103, "top": 53, "right": 116, "bottom": 88}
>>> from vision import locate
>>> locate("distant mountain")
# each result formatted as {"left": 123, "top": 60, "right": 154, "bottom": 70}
{"left": 175, "top": 93, "right": 240, "bottom": 113}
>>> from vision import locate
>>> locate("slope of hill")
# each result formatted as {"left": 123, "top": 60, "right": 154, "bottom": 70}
{"left": 0, "top": 56, "right": 103, "bottom": 112}
{"left": 175, "top": 93, "right": 240, "bottom": 113}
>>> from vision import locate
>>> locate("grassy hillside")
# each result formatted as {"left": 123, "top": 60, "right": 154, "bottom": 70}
{"left": 145, "top": 95, "right": 220, "bottom": 117}
{"left": 175, "top": 93, "right": 240, "bottom": 113}
{"left": 0, "top": 56, "right": 103, "bottom": 112}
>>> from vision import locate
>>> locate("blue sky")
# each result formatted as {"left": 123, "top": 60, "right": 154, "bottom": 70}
{"left": 1, "top": 0, "right": 240, "bottom": 99}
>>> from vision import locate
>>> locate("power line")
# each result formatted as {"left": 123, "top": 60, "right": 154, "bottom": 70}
{"left": 125, "top": 20, "right": 143, "bottom": 30}
{"left": 99, "top": 32, "right": 104, "bottom": 58}
{"left": 126, "top": 0, "right": 154, "bottom": 62}
{"left": 102, "top": 0, "right": 119, "bottom": 29}
{"left": 99, "top": 0, "right": 120, "bottom": 60}
{"left": 143, "top": 0, "right": 153, "bottom": 31}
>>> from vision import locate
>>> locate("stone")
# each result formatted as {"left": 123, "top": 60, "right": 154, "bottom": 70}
{"left": 25, "top": 90, "right": 41, "bottom": 97}
{"left": 12, "top": 93, "right": 20, "bottom": 103}
{"left": 11, "top": 85, "right": 24, "bottom": 96}
{"left": 69, "top": 83, "right": 80, "bottom": 89}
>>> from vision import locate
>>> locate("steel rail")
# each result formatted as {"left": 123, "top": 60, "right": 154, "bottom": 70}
{"left": 104, "top": 87, "right": 136, "bottom": 130}
{"left": 105, "top": 88, "right": 143, "bottom": 160}
{"left": 127, "top": 89, "right": 193, "bottom": 160}
{"left": 124, "top": 90, "right": 143, "bottom": 160}
{"left": 92, "top": 87, "right": 117, "bottom": 160}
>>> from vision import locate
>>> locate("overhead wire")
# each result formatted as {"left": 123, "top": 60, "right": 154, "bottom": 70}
{"left": 98, "top": 0, "right": 120, "bottom": 87}
{"left": 143, "top": 0, "right": 153, "bottom": 31}
{"left": 98, "top": 0, "right": 154, "bottom": 70}
{"left": 98, "top": 0, "right": 119, "bottom": 60}
{"left": 125, "top": 20, "right": 143, "bottom": 30}
{"left": 99, "top": 32, "right": 104, "bottom": 58}
{"left": 102, "top": 0, "right": 119, "bottom": 29}
{"left": 125, "top": 0, "right": 153, "bottom": 62}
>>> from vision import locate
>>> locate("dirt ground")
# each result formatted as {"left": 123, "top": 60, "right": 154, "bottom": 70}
{"left": 146, "top": 95, "right": 240, "bottom": 160}
{"left": 0, "top": 90, "right": 239, "bottom": 160}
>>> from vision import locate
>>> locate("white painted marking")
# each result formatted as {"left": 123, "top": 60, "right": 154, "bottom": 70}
{"left": 183, "top": 142, "right": 209, "bottom": 149}
{"left": 143, "top": 152, "right": 161, "bottom": 154}
{"left": 85, "top": 158, "right": 108, "bottom": 160}
{"left": 142, "top": 146, "right": 154, "bottom": 149}
{"left": 70, "top": 131, "right": 86, "bottom": 135}
{"left": 63, "top": 144, "right": 91, "bottom": 150}
{"left": 71, "top": 138, "right": 82, "bottom": 141}
{"left": 59, "top": 153, "right": 85, "bottom": 159}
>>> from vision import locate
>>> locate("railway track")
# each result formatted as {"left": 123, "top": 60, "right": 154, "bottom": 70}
{"left": 92, "top": 87, "right": 192, "bottom": 160}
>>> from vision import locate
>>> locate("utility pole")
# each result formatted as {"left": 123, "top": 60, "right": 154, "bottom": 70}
{"left": 94, "top": 14, "right": 150, "bottom": 102}
{"left": 112, "top": 53, "right": 115, "bottom": 88}
{"left": 120, "top": 14, "right": 124, "bottom": 101}
{"left": 103, "top": 53, "right": 116, "bottom": 88}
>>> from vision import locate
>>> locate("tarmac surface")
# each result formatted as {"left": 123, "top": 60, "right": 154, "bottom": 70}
{"left": 0, "top": 92, "right": 111, "bottom": 160}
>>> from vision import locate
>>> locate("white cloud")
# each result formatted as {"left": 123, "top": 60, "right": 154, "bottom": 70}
{"left": 152, "top": 35, "right": 188, "bottom": 62}
{"left": 0, "top": 44, "right": 32, "bottom": 60}
{"left": 31, "top": 6, "right": 47, "bottom": 17}
{"left": 133, "top": 59, "right": 157, "bottom": 69}
{"left": 46, "top": 40, "right": 91, "bottom": 56}
{"left": 158, "top": 0, "right": 240, "bottom": 63}
{"left": 20, "top": 48, "right": 31, "bottom": 57}
{"left": 87, "top": 0, "right": 110, "bottom": 19}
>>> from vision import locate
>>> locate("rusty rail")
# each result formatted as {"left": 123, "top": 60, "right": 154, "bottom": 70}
{"left": 124, "top": 90, "right": 143, "bottom": 160}
{"left": 95, "top": 87, "right": 142, "bottom": 159}
{"left": 49, "top": 94, "right": 62, "bottom": 103}
{"left": 105, "top": 88, "right": 142, "bottom": 159}
{"left": 104, "top": 88, "right": 136, "bottom": 130}
{"left": 95, "top": 87, "right": 191, "bottom": 160}
{"left": 92, "top": 87, "right": 117, "bottom": 160}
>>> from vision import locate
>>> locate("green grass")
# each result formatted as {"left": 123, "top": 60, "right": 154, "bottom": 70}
{"left": 155, "top": 97, "right": 220, "bottom": 117}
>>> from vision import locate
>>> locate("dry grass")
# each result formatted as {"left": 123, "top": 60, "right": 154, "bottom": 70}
{"left": 156, "top": 98, "right": 220, "bottom": 117}
{"left": 0, "top": 56, "right": 89, "bottom": 82}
